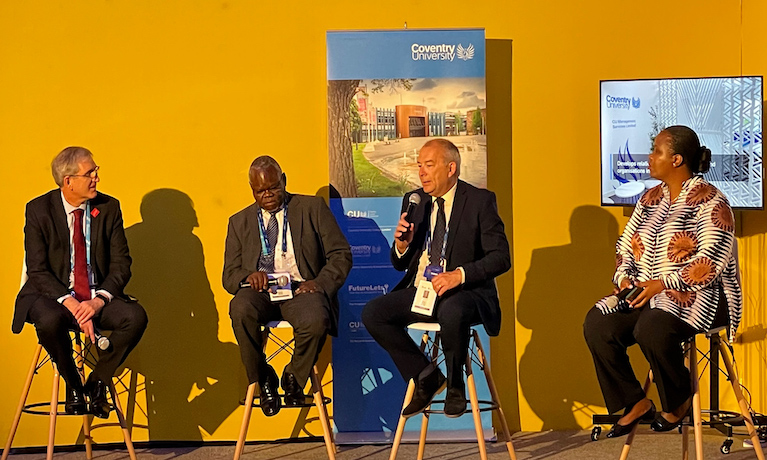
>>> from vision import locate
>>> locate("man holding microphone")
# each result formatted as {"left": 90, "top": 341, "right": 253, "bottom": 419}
{"left": 362, "top": 139, "right": 510, "bottom": 418}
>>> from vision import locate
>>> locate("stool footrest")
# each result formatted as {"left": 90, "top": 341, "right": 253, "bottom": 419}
{"left": 239, "top": 395, "right": 332, "bottom": 408}
{"left": 423, "top": 399, "right": 498, "bottom": 415}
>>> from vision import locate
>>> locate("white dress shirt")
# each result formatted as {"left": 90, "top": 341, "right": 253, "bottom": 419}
{"left": 260, "top": 206, "right": 304, "bottom": 282}
{"left": 57, "top": 191, "right": 113, "bottom": 303}
{"left": 396, "top": 182, "right": 466, "bottom": 285}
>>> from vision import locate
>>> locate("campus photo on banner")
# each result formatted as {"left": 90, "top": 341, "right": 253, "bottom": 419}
{"left": 600, "top": 76, "right": 763, "bottom": 208}
{"left": 327, "top": 28, "right": 492, "bottom": 443}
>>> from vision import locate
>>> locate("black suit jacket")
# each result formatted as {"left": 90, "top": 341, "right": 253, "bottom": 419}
{"left": 14, "top": 190, "right": 132, "bottom": 334}
{"left": 222, "top": 193, "right": 352, "bottom": 336}
{"left": 391, "top": 180, "right": 511, "bottom": 336}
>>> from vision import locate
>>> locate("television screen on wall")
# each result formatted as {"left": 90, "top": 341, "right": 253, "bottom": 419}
{"left": 600, "top": 76, "right": 763, "bottom": 209}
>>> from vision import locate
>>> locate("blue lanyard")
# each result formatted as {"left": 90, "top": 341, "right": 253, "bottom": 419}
{"left": 256, "top": 204, "right": 289, "bottom": 257}
{"left": 84, "top": 202, "right": 92, "bottom": 267}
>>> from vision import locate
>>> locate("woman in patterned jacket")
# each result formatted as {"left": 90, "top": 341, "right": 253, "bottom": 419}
{"left": 583, "top": 125, "right": 742, "bottom": 438}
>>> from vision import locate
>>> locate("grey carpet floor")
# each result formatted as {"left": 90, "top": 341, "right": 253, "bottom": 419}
{"left": 3, "top": 430, "right": 765, "bottom": 459}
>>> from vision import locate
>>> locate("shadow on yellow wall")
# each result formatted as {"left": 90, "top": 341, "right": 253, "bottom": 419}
{"left": 517, "top": 206, "right": 616, "bottom": 430}
{"left": 122, "top": 188, "right": 246, "bottom": 439}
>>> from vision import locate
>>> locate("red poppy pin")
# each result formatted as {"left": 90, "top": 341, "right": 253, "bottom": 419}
{"left": 91, "top": 208, "right": 100, "bottom": 218}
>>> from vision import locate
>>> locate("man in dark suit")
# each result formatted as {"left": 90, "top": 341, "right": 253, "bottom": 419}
{"left": 223, "top": 156, "right": 351, "bottom": 417}
{"left": 362, "top": 138, "right": 510, "bottom": 418}
{"left": 14, "top": 146, "right": 148, "bottom": 418}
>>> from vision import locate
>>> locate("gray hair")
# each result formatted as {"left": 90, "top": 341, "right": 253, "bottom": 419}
{"left": 51, "top": 146, "right": 93, "bottom": 187}
{"left": 423, "top": 138, "right": 461, "bottom": 176}
{"left": 248, "top": 155, "right": 283, "bottom": 183}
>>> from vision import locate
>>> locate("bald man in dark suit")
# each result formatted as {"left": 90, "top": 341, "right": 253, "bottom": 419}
{"left": 223, "top": 155, "right": 351, "bottom": 416}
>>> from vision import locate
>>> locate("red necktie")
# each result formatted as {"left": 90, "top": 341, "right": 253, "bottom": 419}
{"left": 72, "top": 209, "right": 91, "bottom": 301}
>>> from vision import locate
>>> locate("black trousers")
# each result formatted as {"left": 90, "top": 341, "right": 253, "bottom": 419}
{"left": 583, "top": 306, "right": 697, "bottom": 414}
{"left": 27, "top": 295, "right": 148, "bottom": 388}
{"left": 229, "top": 289, "right": 330, "bottom": 386}
{"left": 361, "top": 287, "right": 482, "bottom": 391}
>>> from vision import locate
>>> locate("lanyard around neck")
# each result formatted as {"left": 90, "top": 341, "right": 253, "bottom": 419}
{"left": 256, "top": 204, "right": 289, "bottom": 257}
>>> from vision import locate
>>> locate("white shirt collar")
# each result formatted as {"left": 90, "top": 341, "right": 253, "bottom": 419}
{"left": 60, "top": 190, "right": 86, "bottom": 215}
{"left": 431, "top": 181, "right": 458, "bottom": 208}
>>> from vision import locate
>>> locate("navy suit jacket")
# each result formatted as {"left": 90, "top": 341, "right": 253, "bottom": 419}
{"left": 391, "top": 180, "right": 511, "bottom": 336}
{"left": 14, "top": 190, "right": 132, "bottom": 334}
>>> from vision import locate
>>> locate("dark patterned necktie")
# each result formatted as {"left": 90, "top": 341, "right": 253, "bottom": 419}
{"left": 72, "top": 209, "right": 91, "bottom": 301}
{"left": 429, "top": 197, "right": 446, "bottom": 266}
{"left": 259, "top": 210, "right": 280, "bottom": 272}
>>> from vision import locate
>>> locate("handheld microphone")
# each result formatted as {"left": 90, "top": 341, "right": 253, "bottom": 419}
{"left": 605, "top": 285, "right": 644, "bottom": 310}
{"left": 240, "top": 275, "right": 290, "bottom": 289}
{"left": 404, "top": 193, "right": 421, "bottom": 223}
{"left": 94, "top": 330, "right": 110, "bottom": 351}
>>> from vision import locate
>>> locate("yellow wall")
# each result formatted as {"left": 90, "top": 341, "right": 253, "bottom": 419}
{"left": 0, "top": 0, "right": 765, "bottom": 447}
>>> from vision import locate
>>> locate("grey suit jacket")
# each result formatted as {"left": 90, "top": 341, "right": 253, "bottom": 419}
{"left": 14, "top": 190, "right": 132, "bottom": 334}
{"left": 222, "top": 193, "right": 352, "bottom": 335}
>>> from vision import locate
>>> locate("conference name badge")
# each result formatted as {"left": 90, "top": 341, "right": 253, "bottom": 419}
{"left": 269, "top": 272, "right": 293, "bottom": 302}
{"left": 412, "top": 280, "right": 437, "bottom": 317}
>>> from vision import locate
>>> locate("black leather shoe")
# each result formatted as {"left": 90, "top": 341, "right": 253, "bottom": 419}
{"left": 86, "top": 379, "right": 111, "bottom": 419}
{"left": 444, "top": 387, "right": 467, "bottom": 418}
{"left": 281, "top": 372, "right": 306, "bottom": 407}
{"left": 64, "top": 385, "right": 87, "bottom": 415}
{"left": 651, "top": 399, "right": 691, "bottom": 432}
{"left": 606, "top": 401, "right": 656, "bottom": 438}
{"left": 402, "top": 367, "right": 446, "bottom": 418}
{"left": 259, "top": 366, "right": 281, "bottom": 417}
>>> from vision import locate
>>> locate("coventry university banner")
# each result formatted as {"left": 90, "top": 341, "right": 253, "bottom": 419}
{"left": 327, "top": 29, "right": 492, "bottom": 443}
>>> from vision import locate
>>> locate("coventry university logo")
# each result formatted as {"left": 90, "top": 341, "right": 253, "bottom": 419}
{"left": 457, "top": 43, "right": 475, "bottom": 61}
{"left": 411, "top": 43, "right": 475, "bottom": 62}
{"left": 632, "top": 97, "right": 641, "bottom": 109}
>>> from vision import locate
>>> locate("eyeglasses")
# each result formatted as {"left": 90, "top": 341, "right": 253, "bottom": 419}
{"left": 69, "top": 166, "right": 100, "bottom": 180}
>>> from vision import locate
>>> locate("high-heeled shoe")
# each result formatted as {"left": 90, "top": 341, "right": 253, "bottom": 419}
{"left": 650, "top": 401, "right": 691, "bottom": 432}
{"left": 606, "top": 401, "right": 656, "bottom": 438}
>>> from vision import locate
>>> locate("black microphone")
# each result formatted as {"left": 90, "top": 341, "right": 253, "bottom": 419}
{"left": 404, "top": 193, "right": 421, "bottom": 223}
{"left": 240, "top": 275, "right": 290, "bottom": 289}
{"left": 605, "top": 285, "right": 644, "bottom": 310}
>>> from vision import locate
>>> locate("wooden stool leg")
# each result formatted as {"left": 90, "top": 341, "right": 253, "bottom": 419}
{"left": 619, "top": 370, "right": 653, "bottom": 460}
{"left": 234, "top": 382, "right": 257, "bottom": 460}
{"left": 389, "top": 380, "right": 415, "bottom": 460}
{"left": 2, "top": 345, "right": 42, "bottom": 460}
{"left": 109, "top": 380, "right": 137, "bottom": 460}
{"left": 718, "top": 341, "right": 766, "bottom": 460}
{"left": 416, "top": 332, "right": 443, "bottom": 460}
{"left": 47, "top": 365, "right": 60, "bottom": 460}
{"left": 311, "top": 365, "right": 336, "bottom": 460}
{"left": 416, "top": 409, "right": 429, "bottom": 460}
{"left": 689, "top": 342, "right": 703, "bottom": 460}
{"left": 73, "top": 337, "right": 93, "bottom": 460}
{"left": 472, "top": 331, "right": 516, "bottom": 460}
{"left": 466, "top": 353, "right": 488, "bottom": 460}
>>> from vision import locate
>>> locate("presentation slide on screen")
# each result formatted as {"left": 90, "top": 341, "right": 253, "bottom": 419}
{"left": 600, "top": 76, "right": 763, "bottom": 208}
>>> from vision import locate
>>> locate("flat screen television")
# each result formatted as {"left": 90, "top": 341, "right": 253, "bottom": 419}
{"left": 600, "top": 76, "right": 763, "bottom": 209}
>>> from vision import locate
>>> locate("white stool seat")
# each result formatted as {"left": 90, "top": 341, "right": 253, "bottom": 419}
{"left": 265, "top": 320, "right": 292, "bottom": 329}
{"left": 407, "top": 322, "right": 441, "bottom": 332}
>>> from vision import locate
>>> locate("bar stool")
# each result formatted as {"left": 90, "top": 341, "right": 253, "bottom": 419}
{"left": 1, "top": 334, "right": 137, "bottom": 460}
{"left": 233, "top": 320, "right": 336, "bottom": 460}
{"left": 616, "top": 327, "right": 765, "bottom": 460}
{"left": 388, "top": 323, "right": 516, "bottom": 460}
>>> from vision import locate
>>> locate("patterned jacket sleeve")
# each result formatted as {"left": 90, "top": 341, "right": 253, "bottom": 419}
{"left": 659, "top": 194, "right": 736, "bottom": 292}
{"left": 612, "top": 200, "right": 645, "bottom": 286}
